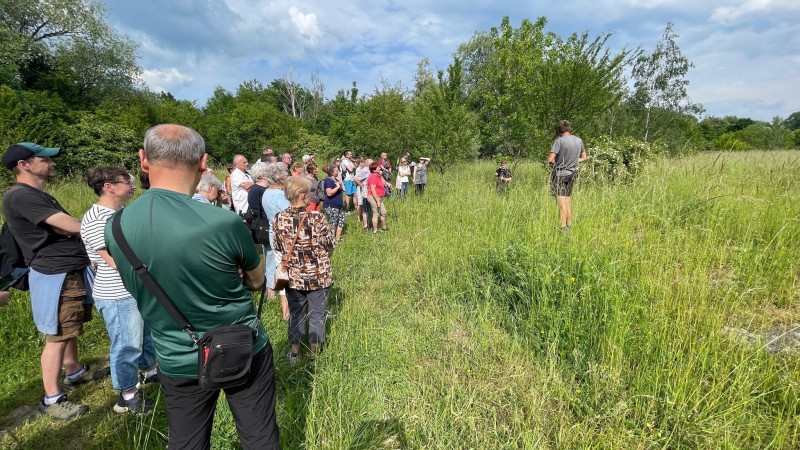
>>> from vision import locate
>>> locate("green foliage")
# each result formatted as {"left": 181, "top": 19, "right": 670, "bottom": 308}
{"left": 412, "top": 58, "right": 480, "bottom": 174}
{"left": 712, "top": 132, "right": 752, "bottom": 151}
{"left": 292, "top": 128, "right": 340, "bottom": 165}
{"left": 0, "top": 0, "right": 140, "bottom": 106}
{"left": 783, "top": 111, "right": 800, "bottom": 130}
{"left": 58, "top": 112, "right": 140, "bottom": 177}
{"left": 351, "top": 81, "right": 415, "bottom": 158}
{"left": 201, "top": 82, "right": 302, "bottom": 164}
{"left": 585, "top": 135, "right": 664, "bottom": 181}
{"left": 458, "top": 17, "right": 631, "bottom": 158}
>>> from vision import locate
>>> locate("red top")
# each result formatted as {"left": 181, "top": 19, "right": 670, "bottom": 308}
{"left": 367, "top": 173, "right": 385, "bottom": 197}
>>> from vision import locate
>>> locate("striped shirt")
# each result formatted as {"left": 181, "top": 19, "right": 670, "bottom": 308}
{"left": 81, "top": 204, "right": 131, "bottom": 300}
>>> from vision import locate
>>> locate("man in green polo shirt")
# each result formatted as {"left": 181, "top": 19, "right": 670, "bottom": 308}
{"left": 105, "top": 124, "right": 278, "bottom": 449}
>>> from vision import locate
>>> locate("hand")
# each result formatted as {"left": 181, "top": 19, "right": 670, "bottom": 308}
{"left": 280, "top": 297, "right": 290, "bottom": 321}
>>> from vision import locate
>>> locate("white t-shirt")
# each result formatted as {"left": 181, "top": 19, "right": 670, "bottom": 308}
{"left": 340, "top": 158, "right": 355, "bottom": 182}
{"left": 80, "top": 204, "right": 131, "bottom": 300}
{"left": 230, "top": 168, "right": 253, "bottom": 214}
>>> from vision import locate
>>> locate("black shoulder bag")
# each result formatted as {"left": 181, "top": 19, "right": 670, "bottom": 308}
{"left": 111, "top": 209, "right": 266, "bottom": 390}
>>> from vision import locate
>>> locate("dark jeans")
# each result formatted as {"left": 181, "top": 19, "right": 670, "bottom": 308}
{"left": 160, "top": 344, "right": 279, "bottom": 450}
{"left": 415, "top": 183, "right": 426, "bottom": 195}
{"left": 287, "top": 287, "right": 330, "bottom": 345}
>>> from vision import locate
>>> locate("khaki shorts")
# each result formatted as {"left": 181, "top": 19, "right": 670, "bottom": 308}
{"left": 46, "top": 271, "right": 92, "bottom": 343}
{"left": 366, "top": 196, "right": 387, "bottom": 217}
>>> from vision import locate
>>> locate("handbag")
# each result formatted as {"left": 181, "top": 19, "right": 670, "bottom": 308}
{"left": 111, "top": 209, "right": 266, "bottom": 390}
{"left": 273, "top": 211, "right": 308, "bottom": 291}
{"left": 241, "top": 208, "right": 271, "bottom": 246}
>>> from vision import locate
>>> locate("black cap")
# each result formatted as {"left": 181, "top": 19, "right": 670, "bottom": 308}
{"left": 3, "top": 142, "right": 61, "bottom": 169}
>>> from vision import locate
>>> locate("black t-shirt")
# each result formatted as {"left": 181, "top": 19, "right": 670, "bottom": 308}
{"left": 2, "top": 183, "right": 89, "bottom": 274}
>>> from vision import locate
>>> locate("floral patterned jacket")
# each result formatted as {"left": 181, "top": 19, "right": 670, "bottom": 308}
{"left": 272, "top": 206, "right": 334, "bottom": 290}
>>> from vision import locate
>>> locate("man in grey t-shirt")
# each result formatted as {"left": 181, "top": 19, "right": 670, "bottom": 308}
{"left": 547, "top": 120, "right": 587, "bottom": 230}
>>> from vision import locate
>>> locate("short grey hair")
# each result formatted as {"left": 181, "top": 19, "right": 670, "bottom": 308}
{"left": 233, "top": 154, "right": 246, "bottom": 164}
{"left": 196, "top": 174, "right": 222, "bottom": 193}
{"left": 264, "top": 162, "right": 288, "bottom": 185}
{"left": 250, "top": 161, "right": 269, "bottom": 181}
{"left": 143, "top": 124, "right": 205, "bottom": 169}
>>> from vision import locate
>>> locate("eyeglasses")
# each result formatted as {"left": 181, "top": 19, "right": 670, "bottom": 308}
{"left": 108, "top": 179, "right": 134, "bottom": 186}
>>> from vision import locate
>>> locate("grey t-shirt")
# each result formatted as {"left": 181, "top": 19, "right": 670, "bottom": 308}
{"left": 550, "top": 135, "right": 585, "bottom": 176}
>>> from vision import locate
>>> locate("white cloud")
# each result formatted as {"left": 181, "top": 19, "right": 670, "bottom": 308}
{"left": 711, "top": 0, "right": 800, "bottom": 22}
{"left": 139, "top": 68, "right": 194, "bottom": 94}
{"left": 289, "top": 6, "right": 321, "bottom": 44}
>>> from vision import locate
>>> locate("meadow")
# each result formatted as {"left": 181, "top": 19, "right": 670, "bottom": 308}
{"left": 0, "top": 151, "right": 798, "bottom": 449}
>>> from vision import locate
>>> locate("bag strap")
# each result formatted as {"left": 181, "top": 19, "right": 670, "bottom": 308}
{"left": 112, "top": 209, "right": 267, "bottom": 344}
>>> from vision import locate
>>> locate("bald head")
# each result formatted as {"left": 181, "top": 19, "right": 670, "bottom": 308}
{"left": 144, "top": 124, "right": 205, "bottom": 169}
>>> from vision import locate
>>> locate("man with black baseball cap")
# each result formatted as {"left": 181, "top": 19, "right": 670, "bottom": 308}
{"left": 2, "top": 142, "right": 107, "bottom": 421}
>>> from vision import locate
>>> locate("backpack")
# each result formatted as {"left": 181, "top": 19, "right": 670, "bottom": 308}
{"left": 0, "top": 221, "right": 30, "bottom": 291}
{"left": 315, "top": 177, "right": 327, "bottom": 202}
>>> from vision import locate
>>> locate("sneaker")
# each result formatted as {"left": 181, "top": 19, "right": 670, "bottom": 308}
{"left": 373, "top": 229, "right": 378, "bottom": 234}
{"left": 63, "top": 365, "right": 111, "bottom": 390}
{"left": 38, "top": 395, "right": 88, "bottom": 421}
{"left": 136, "top": 371, "right": 159, "bottom": 390}
{"left": 288, "top": 351, "right": 299, "bottom": 367}
{"left": 113, "top": 391, "right": 154, "bottom": 414}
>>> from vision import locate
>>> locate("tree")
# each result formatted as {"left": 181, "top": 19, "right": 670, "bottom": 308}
{"left": 412, "top": 58, "right": 480, "bottom": 174}
{"left": 0, "top": 0, "right": 140, "bottom": 105}
{"left": 458, "top": 17, "right": 631, "bottom": 158}
{"left": 631, "top": 23, "right": 704, "bottom": 143}
{"left": 351, "top": 80, "right": 414, "bottom": 158}
{"left": 783, "top": 111, "right": 800, "bottom": 130}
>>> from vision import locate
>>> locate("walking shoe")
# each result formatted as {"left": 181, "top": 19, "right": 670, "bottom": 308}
{"left": 113, "top": 391, "right": 154, "bottom": 414}
{"left": 136, "top": 371, "right": 159, "bottom": 390}
{"left": 63, "top": 364, "right": 111, "bottom": 390}
{"left": 38, "top": 395, "right": 88, "bottom": 421}
{"left": 288, "top": 351, "right": 299, "bottom": 367}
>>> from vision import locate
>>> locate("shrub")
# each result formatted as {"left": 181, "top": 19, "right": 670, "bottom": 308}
{"left": 584, "top": 135, "right": 664, "bottom": 182}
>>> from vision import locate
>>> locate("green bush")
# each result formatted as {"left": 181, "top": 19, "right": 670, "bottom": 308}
{"left": 585, "top": 135, "right": 663, "bottom": 181}
{"left": 712, "top": 132, "right": 751, "bottom": 151}
{"left": 58, "top": 112, "right": 140, "bottom": 177}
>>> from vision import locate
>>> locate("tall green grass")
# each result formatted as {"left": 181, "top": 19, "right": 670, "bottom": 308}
{"left": 1, "top": 151, "right": 797, "bottom": 449}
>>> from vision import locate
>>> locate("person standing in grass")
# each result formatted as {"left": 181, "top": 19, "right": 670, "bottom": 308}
{"left": 262, "top": 162, "right": 292, "bottom": 317}
{"left": 396, "top": 156, "right": 411, "bottom": 198}
{"left": 272, "top": 176, "right": 335, "bottom": 365}
{"left": 81, "top": 167, "right": 158, "bottom": 414}
{"left": 106, "top": 124, "right": 278, "bottom": 449}
{"left": 2, "top": 142, "right": 109, "bottom": 421}
{"left": 366, "top": 162, "right": 389, "bottom": 233}
{"left": 339, "top": 150, "right": 357, "bottom": 213}
{"left": 413, "top": 156, "right": 431, "bottom": 195}
{"left": 230, "top": 155, "right": 254, "bottom": 214}
{"left": 306, "top": 163, "right": 322, "bottom": 211}
{"left": 547, "top": 120, "right": 588, "bottom": 230}
{"left": 495, "top": 161, "right": 512, "bottom": 194}
{"left": 322, "top": 164, "right": 345, "bottom": 242}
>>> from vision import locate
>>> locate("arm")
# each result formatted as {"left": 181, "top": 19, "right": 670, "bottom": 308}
{"left": 96, "top": 248, "right": 117, "bottom": 270}
{"left": 242, "top": 262, "right": 265, "bottom": 290}
{"left": 44, "top": 212, "right": 81, "bottom": 235}
{"left": 325, "top": 179, "right": 341, "bottom": 197}
{"left": 239, "top": 181, "right": 254, "bottom": 191}
{"left": 547, "top": 153, "right": 556, "bottom": 166}
{"left": 578, "top": 151, "right": 588, "bottom": 163}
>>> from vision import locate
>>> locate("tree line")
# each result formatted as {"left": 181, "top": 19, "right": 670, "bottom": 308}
{"left": 1, "top": 0, "right": 798, "bottom": 186}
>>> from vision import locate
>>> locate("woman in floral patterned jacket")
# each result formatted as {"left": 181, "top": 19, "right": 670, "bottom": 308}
{"left": 272, "top": 176, "right": 335, "bottom": 365}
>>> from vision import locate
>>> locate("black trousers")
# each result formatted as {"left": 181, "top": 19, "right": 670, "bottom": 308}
{"left": 160, "top": 344, "right": 280, "bottom": 450}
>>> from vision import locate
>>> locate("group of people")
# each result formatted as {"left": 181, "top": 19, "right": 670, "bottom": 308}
{"left": 0, "top": 118, "right": 586, "bottom": 449}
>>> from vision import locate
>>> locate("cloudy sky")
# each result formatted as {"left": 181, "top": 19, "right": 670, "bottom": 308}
{"left": 100, "top": 0, "right": 799, "bottom": 121}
